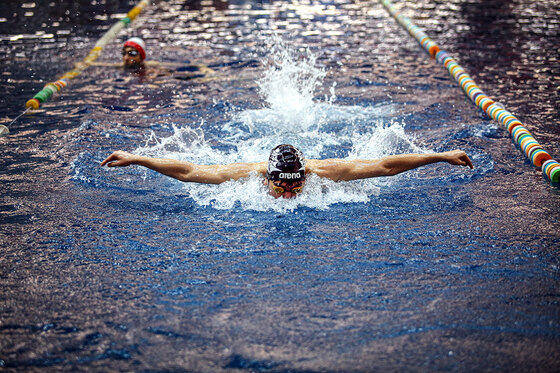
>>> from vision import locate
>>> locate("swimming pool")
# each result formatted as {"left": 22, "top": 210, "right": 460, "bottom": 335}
{"left": 1, "top": 0, "right": 559, "bottom": 371}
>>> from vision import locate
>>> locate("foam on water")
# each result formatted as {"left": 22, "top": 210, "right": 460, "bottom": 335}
{"left": 256, "top": 36, "right": 328, "bottom": 132}
{"left": 124, "top": 39, "right": 421, "bottom": 212}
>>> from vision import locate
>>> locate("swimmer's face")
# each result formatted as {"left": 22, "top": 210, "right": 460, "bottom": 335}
{"left": 122, "top": 47, "right": 143, "bottom": 69}
{"left": 266, "top": 179, "right": 305, "bottom": 199}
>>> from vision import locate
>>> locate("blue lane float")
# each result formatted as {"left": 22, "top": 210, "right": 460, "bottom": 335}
{"left": 379, "top": 0, "right": 559, "bottom": 187}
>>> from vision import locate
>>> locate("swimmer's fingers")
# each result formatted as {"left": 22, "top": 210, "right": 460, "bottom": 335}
{"left": 461, "top": 153, "right": 474, "bottom": 169}
{"left": 100, "top": 152, "right": 119, "bottom": 167}
{"left": 101, "top": 151, "right": 134, "bottom": 167}
{"left": 449, "top": 150, "right": 474, "bottom": 169}
{"left": 100, "top": 155, "right": 114, "bottom": 167}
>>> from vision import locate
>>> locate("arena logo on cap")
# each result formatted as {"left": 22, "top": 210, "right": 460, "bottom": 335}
{"left": 279, "top": 172, "right": 301, "bottom": 179}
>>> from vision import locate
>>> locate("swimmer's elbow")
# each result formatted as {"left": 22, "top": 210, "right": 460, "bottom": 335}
{"left": 375, "top": 159, "right": 400, "bottom": 177}
{"left": 367, "top": 159, "right": 401, "bottom": 178}
{"left": 327, "top": 160, "right": 393, "bottom": 181}
{"left": 173, "top": 164, "right": 197, "bottom": 182}
{"left": 383, "top": 165, "right": 400, "bottom": 176}
{"left": 175, "top": 172, "right": 191, "bottom": 182}
{"left": 176, "top": 164, "right": 232, "bottom": 184}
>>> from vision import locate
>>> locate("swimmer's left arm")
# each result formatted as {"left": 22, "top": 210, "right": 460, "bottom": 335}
{"left": 307, "top": 150, "right": 473, "bottom": 181}
{"left": 379, "top": 150, "right": 474, "bottom": 176}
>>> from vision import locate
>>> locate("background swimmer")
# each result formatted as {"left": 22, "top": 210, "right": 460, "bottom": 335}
{"left": 90, "top": 36, "right": 214, "bottom": 80}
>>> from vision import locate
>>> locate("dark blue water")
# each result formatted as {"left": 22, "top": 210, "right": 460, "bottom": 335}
{"left": 1, "top": 0, "right": 559, "bottom": 371}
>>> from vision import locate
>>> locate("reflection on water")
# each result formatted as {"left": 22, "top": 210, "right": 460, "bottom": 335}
{"left": 1, "top": 0, "right": 559, "bottom": 371}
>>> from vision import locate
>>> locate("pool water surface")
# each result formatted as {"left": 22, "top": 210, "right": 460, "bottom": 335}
{"left": 1, "top": 0, "right": 559, "bottom": 371}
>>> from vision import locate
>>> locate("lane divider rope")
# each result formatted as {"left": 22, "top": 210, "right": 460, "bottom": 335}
{"left": 24, "top": 0, "right": 150, "bottom": 111}
{"left": 379, "top": 0, "right": 559, "bottom": 187}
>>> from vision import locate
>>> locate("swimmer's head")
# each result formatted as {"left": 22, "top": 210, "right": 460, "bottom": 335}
{"left": 267, "top": 144, "right": 306, "bottom": 182}
{"left": 122, "top": 37, "right": 146, "bottom": 69}
{"left": 266, "top": 144, "right": 306, "bottom": 199}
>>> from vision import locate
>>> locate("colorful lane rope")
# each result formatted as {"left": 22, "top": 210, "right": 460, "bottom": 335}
{"left": 25, "top": 0, "right": 150, "bottom": 110}
{"left": 379, "top": 0, "right": 559, "bottom": 187}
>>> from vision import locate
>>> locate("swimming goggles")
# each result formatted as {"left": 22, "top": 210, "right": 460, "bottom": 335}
{"left": 122, "top": 49, "right": 139, "bottom": 57}
{"left": 270, "top": 181, "right": 304, "bottom": 194}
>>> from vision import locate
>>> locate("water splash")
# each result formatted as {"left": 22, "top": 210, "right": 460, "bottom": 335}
{"left": 255, "top": 35, "right": 328, "bottom": 132}
{"left": 112, "top": 37, "right": 420, "bottom": 212}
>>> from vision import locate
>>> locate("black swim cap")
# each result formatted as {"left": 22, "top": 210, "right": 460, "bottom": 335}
{"left": 267, "top": 144, "right": 306, "bottom": 182}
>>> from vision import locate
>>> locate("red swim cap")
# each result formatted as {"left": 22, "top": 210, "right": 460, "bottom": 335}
{"left": 123, "top": 37, "right": 146, "bottom": 60}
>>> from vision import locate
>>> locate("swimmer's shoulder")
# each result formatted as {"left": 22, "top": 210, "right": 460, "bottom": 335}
{"left": 306, "top": 159, "right": 333, "bottom": 173}
{"left": 306, "top": 158, "right": 355, "bottom": 180}
{"left": 246, "top": 161, "right": 267, "bottom": 176}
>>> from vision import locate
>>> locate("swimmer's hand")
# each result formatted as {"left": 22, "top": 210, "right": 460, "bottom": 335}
{"left": 101, "top": 151, "right": 141, "bottom": 167}
{"left": 442, "top": 150, "right": 474, "bottom": 169}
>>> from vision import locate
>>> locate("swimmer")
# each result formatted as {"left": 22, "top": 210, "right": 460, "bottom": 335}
{"left": 101, "top": 144, "right": 474, "bottom": 199}
{"left": 122, "top": 37, "right": 147, "bottom": 70}
{"left": 120, "top": 37, "right": 172, "bottom": 79}
{"left": 90, "top": 37, "right": 214, "bottom": 80}
{"left": 89, "top": 36, "right": 162, "bottom": 76}
{"left": 120, "top": 37, "right": 214, "bottom": 80}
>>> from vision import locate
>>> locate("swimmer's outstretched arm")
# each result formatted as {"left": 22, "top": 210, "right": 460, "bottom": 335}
{"left": 101, "top": 150, "right": 267, "bottom": 184}
{"left": 307, "top": 150, "right": 473, "bottom": 181}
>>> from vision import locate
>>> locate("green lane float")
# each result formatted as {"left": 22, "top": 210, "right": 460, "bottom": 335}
{"left": 379, "top": 0, "right": 559, "bottom": 187}
{"left": 542, "top": 160, "right": 560, "bottom": 187}
{"left": 25, "top": 0, "right": 150, "bottom": 110}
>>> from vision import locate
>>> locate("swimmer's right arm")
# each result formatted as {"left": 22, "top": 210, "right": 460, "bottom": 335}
{"left": 101, "top": 151, "right": 267, "bottom": 184}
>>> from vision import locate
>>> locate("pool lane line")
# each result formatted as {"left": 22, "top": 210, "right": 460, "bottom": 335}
{"left": 2, "top": 0, "right": 150, "bottom": 137}
{"left": 0, "top": 107, "right": 32, "bottom": 135}
{"left": 378, "top": 0, "right": 560, "bottom": 187}
{"left": 24, "top": 0, "right": 150, "bottom": 111}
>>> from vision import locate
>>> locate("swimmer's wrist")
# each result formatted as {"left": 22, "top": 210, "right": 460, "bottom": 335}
{"left": 133, "top": 155, "right": 151, "bottom": 165}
